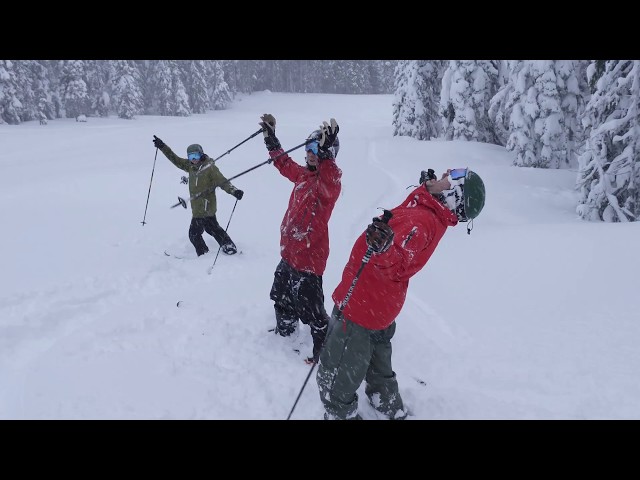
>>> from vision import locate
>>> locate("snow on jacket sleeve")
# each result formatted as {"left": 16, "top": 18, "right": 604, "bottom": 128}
{"left": 270, "top": 148, "right": 305, "bottom": 183}
{"left": 316, "top": 158, "right": 342, "bottom": 200}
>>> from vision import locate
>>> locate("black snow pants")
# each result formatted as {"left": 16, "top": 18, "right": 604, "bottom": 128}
{"left": 188, "top": 216, "right": 235, "bottom": 256}
{"left": 269, "top": 259, "right": 329, "bottom": 361}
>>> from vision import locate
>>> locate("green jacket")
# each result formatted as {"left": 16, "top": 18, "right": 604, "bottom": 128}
{"left": 159, "top": 144, "right": 239, "bottom": 218}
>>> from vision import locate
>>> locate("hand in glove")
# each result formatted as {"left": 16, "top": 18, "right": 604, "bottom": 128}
{"left": 180, "top": 176, "right": 188, "bottom": 185}
{"left": 260, "top": 114, "right": 281, "bottom": 151}
{"left": 153, "top": 135, "right": 165, "bottom": 149}
{"left": 232, "top": 189, "right": 244, "bottom": 200}
{"left": 419, "top": 169, "right": 437, "bottom": 185}
{"left": 318, "top": 118, "right": 339, "bottom": 159}
{"left": 365, "top": 219, "right": 394, "bottom": 254}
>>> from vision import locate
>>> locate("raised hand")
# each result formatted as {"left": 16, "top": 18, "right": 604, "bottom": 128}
{"left": 260, "top": 114, "right": 281, "bottom": 151}
{"left": 318, "top": 118, "right": 339, "bottom": 159}
{"left": 153, "top": 135, "right": 165, "bottom": 149}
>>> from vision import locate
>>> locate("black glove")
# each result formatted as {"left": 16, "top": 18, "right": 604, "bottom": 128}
{"left": 420, "top": 169, "right": 437, "bottom": 185}
{"left": 318, "top": 118, "right": 339, "bottom": 159}
{"left": 180, "top": 176, "right": 188, "bottom": 185}
{"left": 365, "top": 219, "right": 394, "bottom": 254}
{"left": 260, "top": 114, "right": 281, "bottom": 151}
{"left": 233, "top": 189, "right": 244, "bottom": 200}
{"left": 153, "top": 135, "right": 165, "bottom": 149}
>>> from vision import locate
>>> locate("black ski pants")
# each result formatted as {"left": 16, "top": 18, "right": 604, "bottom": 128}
{"left": 188, "top": 215, "right": 234, "bottom": 256}
{"left": 269, "top": 259, "right": 329, "bottom": 361}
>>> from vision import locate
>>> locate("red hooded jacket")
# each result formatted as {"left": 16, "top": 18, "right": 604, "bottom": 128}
{"left": 331, "top": 185, "right": 458, "bottom": 330}
{"left": 270, "top": 148, "right": 342, "bottom": 275}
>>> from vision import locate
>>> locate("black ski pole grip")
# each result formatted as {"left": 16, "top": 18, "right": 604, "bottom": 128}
{"left": 381, "top": 209, "right": 393, "bottom": 224}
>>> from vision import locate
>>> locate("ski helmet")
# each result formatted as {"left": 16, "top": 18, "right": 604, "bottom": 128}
{"left": 439, "top": 168, "right": 486, "bottom": 222}
{"left": 187, "top": 144, "right": 204, "bottom": 155}
{"left": 186, "top": 144, "right": 204, "bottom": 163}
{"left": 307, "top": 130, "right": 340, "bottom": 158}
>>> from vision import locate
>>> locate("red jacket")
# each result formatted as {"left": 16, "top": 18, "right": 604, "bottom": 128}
{"left": 270, "top": 148, "right": 342, "bottom": 275}
{"left": 332, "top": 185, "right": 458, "bottom": 330}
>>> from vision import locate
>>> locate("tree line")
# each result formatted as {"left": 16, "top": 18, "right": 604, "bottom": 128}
{"left": 1, "top": 59, "right": 637, "bottom": 222}
{"left": 393, "top": 60, "right": 639, "bottom": 222}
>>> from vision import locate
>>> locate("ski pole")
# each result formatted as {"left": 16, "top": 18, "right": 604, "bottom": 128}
{"left": 286, "top": 209, "right": 393, "bottom": 420}
{"left": 338, "top": 209, "right": 394, "bottom": 311}
{"left": 141, "top": 147, "right": 159, "bottom": 225}
{"left": 171, "top": 139, "right": 313, "bottom": 209}
{"left": 208, "top": 199, "right": 239, "bottom": 274}
{"left": 195, "top": 128, "right": 266, "bottom": 176}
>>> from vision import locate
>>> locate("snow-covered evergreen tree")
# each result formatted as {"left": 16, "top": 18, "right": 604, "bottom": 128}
{"left": 86, "top": 60, "right": 112, "bottom": 117}
{"left": 186, "top": 60, "right": 209, "bottom": 113}
{"left": 0, "top": 60, "right": 22, "bottom": 124}
{"left": 488, "top": 61, "right": 518, "bottom": 147}
{"left": 154, "top": 61, "right": 175, "bottom": 116}
{"left": 576, "top": 60, "right": 640, "bottom": 222}
{"left": 29, "top": 61, "right": 55, "bottom": 123}
{"left": 152, "top": 60, "right": 189, "bottom": 116}
{"left": 491, "top": 61, "right": 589, "bottom": 168}
{"left": 439, "top": 60, "right": 501, "bottom": 144}
{"left": 393, "top": 60, "right": 445, "bottom": 140}
{"left": 111, "top": 60, "right": 143, "bottom": 119}
{"left": 59, "top": 60, "right": 89, "bottom": 119}
{"left": 12, "top": 61, "right": 37, "bottom": 122}
{"left": 172, "top": 62, "right": 190, "bottom": 117}
{"left": 209, "top": 61, "right": 232, "bottom": 110}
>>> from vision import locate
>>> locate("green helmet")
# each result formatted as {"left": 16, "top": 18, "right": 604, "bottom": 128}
{"left": 438, "top": 168, "right": 486, "bottom": 222}
{"left": 187, "top": 144, "right": 204, "bottom": 155}
{"left": 463, "top": 170, "right": 486, "bottom": 220}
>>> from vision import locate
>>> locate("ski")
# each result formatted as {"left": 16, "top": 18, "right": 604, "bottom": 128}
{"left": 164, "top": 250, "right": 188, "bottom": 260}
{"left": 165, "top": 250, "right": 243, "bottom": 261}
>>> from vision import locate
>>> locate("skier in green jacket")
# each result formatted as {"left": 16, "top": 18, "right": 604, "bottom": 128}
{"left": 152, "top": 135, "right": 243, "bottom": 256}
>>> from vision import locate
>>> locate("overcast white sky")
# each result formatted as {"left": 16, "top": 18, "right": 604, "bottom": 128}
{"left": 1, "top": 91, "right": 638, "bottom": 420}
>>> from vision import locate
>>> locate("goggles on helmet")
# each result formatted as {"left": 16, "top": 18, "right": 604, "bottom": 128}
{"left": 305, "top": 140, "right": 319, "bottom": 155}
{"left": 188, "top": 151, "right": 202, "bottom": 162}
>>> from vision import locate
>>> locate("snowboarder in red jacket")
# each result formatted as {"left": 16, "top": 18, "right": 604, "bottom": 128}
{"left": 259, "top": 114, "right": 342, "bottom": 364}
{"left": 317, "top": 168, "right": 486, "bottom": 420}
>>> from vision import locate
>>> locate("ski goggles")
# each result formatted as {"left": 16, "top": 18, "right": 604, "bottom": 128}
{"left": 448, "top": 168, "right": 468, "bottom": 188}
{"left": 188, "top": 151, "right": 202, "bottom": 162}
{"left": 305, "top": 140, "right": 319, "bottom": 155}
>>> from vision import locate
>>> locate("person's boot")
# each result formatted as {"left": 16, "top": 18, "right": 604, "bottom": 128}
{"left": 221, "top": 243, "right": 237, "bottom": 255}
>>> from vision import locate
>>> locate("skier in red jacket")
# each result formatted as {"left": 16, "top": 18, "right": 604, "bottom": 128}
{"left": 316, "top": 167, "right": 486, "bottom": 420}
{"left": 259, "top": 114, "right": 342, "bottom": 364}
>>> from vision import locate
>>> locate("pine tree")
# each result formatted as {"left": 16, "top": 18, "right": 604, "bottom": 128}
{"left": 30, "top": 61, "right": 55, "bottom": 123}
{"left": 0, "top": 60, "right": 22, "bottom": 124}
{"left": 576, "top": 60, "right": 640, "bottom": 222}
{"left": 488, "top": 61, "right": 517, "bottom": 147}
{"left": 209, "top": 61, "right": 232, "bottom": 110}
{"left": 153, "top": 60, "right": 183, "bottom": 116}
{"left": 186, "top": 60, "right": 209, "bottom": 114}
{"left": 393, "top": 60, "right": 444, "bottom": 140}
{"left": 86, "top": 60, "right": 112, "bottom": 117}
{"left": 556, "top": 60, "right": 589, "bottom": 168}
{"left": 112, "top": 60, "right": 143, "bottom": 119}
{"left": 439, "top": 60, "right": 501, "bottom": 144}
{"left": 12, "top": 61, "right": 37, "bottom": 122}
{"left": 59, "top": 60, "right": 89, "bottom": 119}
